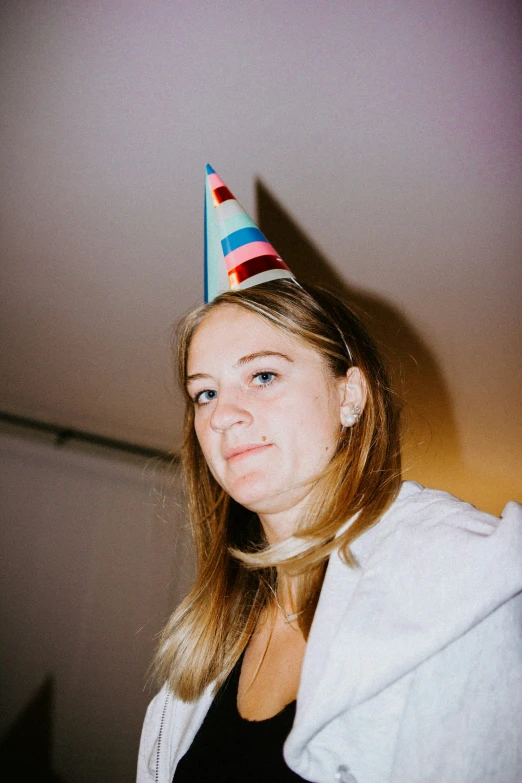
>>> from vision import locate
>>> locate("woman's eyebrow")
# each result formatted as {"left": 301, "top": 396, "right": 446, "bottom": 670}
{"left": 186, "top": 351, "right": 293, "bottom": 385}
{"left": 236, "top": 351, "right": 293, "bottom": 367}
{"left": 186, "top": 372, "right": 211, "bottom": 384}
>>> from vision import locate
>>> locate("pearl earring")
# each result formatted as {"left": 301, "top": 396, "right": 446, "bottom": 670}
{"left": 342, "top": 404, "right": 361, "bottom": 429}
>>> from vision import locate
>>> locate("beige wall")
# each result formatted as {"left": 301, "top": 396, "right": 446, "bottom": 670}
{"left": 0, "top": 432, "right": 191, "bottom": 782}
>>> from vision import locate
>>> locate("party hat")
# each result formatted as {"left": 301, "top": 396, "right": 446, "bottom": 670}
{"left": 204, "top": 164, "right": 295, "bottom": 302}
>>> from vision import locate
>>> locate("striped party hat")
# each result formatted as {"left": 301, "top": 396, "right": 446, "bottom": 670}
{"left": 204, "top": 164, "right": 295, "bottom": 302}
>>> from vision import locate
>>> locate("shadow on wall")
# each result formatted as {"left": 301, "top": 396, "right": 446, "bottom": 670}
{"left": 256, "top": 179, "right": 469, "bottom": 502}
{"left": 0, "top": 676, "right": 66, "bottom": 782}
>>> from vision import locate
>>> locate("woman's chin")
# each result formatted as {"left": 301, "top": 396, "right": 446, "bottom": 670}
{"left": 225, "top": 472, "right": 280, "bottom": 511}
{"left": 227, "top": 481, "right": 272, "bottom": 512}
{"left": 227, "top": 479, "right": 306, "bottom": 519}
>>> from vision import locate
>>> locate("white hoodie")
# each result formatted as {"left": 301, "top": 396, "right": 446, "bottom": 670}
{"left": 137, "top": 482, "right": 522, "bottom": 783}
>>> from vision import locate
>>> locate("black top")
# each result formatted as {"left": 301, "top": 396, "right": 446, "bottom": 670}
{"left": 172, "top": 655, "right": 307, "bottom": 782}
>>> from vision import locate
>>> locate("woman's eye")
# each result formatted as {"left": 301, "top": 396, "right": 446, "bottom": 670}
{"left": 252, "top": 371, "right": 276, "bottom": 386}
{"left": 194, "top": 389, "right": 217, "bottom": 405}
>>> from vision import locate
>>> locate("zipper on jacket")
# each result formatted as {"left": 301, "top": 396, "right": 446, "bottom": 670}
{"left": 155, "top": 692, "right": 170, "bottom": 783}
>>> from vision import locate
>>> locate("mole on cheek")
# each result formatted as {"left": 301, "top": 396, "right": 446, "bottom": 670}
{"left": 261, "top": 436, "right": 267, "bottom": 442}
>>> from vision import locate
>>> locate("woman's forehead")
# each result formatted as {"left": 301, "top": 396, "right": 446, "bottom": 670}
{"left": 187, "top": 304, "right": 315, "bottom": 373}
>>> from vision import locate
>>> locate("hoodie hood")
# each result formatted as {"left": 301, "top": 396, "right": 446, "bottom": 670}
{"left": 286, "top": 481, "right": 522, "bottom": 774}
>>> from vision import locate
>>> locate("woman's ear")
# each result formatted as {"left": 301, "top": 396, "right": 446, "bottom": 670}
{"left": 339, "top": 367, "right": 367, "bottom": 428}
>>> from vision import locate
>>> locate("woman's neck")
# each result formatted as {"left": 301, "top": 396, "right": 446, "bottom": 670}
{"left": 258, "top": 489, "right": 313, "bottom": 544}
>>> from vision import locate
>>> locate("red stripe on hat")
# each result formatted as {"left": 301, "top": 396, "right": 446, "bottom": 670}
{"left": 224, "top": 240, "right": 280, "bottom": 271}
{"left": 228, "top": 256, "right": 289, "bottom": 287}
{"left": 212, "top": 186, "right": 235, "bottom": 206}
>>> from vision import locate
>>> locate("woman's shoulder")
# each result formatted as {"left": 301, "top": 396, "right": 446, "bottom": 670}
{"left": 345, "top": 480, "right": 522, "bottom": 628}
{"left": 387, "top": 479, "right": 519, "bottom": 528}
{"left": 358, "top": 480, "right": 522, "bottom": 555}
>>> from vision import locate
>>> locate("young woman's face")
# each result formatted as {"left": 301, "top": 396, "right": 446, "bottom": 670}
{"left": 186, "top": 304, "right": 344, "bottom": 520}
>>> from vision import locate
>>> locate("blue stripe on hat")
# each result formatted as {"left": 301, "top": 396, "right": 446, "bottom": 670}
{"left": 204, "top": 174, "right": 222, "bottom": 303}
{"left": 204, "top": 182, "right": 208, "bottom": 303}
{"left": 221, "top": 226, "right": 267, "bottom": 255}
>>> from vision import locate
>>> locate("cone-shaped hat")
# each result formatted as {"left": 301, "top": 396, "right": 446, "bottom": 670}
{"left": 204, "top": 164, "right": 295, "bottom": 303}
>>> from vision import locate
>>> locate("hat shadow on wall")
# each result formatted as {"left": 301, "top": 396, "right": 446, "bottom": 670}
{"left": 256, "top": 179, "right": 461, "bottom": 489}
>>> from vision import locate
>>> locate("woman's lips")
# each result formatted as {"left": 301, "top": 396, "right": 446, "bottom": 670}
{"left": 225, "top": 444, "right": 272, "bottom": 462}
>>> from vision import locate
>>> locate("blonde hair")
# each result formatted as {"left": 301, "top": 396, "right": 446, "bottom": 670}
{"left": 153, "top": 280, "right": 401, "bottom": 701}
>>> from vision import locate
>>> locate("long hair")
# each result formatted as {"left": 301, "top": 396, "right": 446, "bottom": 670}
{"left": 152, "top": 280, "right": 402, "bottom": 700}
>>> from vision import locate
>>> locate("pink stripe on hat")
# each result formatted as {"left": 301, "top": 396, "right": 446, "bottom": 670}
{"left": 224, "top": 241, "right": 281, "bottom": 272}
{"left": 207, "top": 172, "right": 227, "bottom": 191}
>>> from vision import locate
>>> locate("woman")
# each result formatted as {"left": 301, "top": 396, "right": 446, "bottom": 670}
{"left": 137, "top": 169, "right": 522, "bottom": 783}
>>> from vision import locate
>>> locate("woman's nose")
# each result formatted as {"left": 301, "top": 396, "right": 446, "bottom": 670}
{"left": 209, "top": 391, "right": 253, "bottom": 433}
